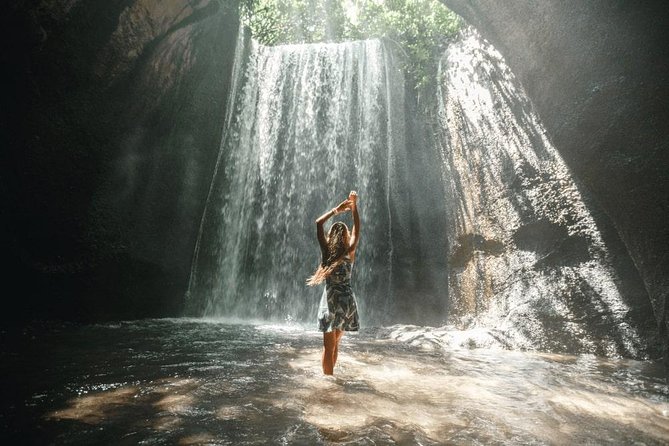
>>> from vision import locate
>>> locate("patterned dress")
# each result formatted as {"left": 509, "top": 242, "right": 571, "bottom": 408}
{"left": 317, "top": 258, "right": 360, "bottom": 332}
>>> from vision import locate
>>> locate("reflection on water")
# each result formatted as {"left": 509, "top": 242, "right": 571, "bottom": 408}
{"left": 2, "top": 319, "right": 667, "bottom": 444}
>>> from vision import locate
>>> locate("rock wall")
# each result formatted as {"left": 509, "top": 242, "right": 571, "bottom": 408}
{"left": 441, "top": 0, "right": 669, "bottom": 354}
{"left": 1, "top": 0, "right": 240, "bottom": 321}
{"left": 436, "top": 29, "right": 655, "bottom": 358}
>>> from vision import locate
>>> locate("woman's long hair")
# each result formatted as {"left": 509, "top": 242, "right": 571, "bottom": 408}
{"left": 306, "top": 222, "right": 351, "bottom": 286}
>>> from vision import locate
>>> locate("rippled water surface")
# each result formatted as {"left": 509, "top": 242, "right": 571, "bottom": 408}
{"left": 2, "top": 319, "right": 668, "bottom": 445}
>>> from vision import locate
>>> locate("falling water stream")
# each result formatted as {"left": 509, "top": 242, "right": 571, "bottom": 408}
{"left": 187, "top": 37, "right": 400, "bottom": 323}
{"left": 185, "top": 32, "right": 448, "bottom": 327}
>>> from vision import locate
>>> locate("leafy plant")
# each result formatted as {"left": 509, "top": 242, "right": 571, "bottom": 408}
{"left": 239, "top": 0, "right": 463, "bottom": 92}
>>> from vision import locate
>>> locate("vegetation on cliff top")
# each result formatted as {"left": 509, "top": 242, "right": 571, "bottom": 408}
{"left": 239, "top": 0, "right": 462, "bottom": 92}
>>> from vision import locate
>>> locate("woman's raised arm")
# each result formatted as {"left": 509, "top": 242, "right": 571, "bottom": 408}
{"left": 316, "top": 198, "right": 350, "bottom": 256}
{"left": 348, "top": 191, "right": 360, "bottom": 253}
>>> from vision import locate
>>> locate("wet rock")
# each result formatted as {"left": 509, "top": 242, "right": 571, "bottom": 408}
{"left": 442, "top": 0, "right": 669, "bottom": 360}
{"left": 450, "top": 234, "right": 505, "bottom": 268}
{"left": 513, "top": 220, "right": 590, "bottom": 268}
{"left": 436, "top": 30, "right": 655, "bottom": 358}
{"left": 1, "top": 0, "right": 241, "bottom": 321}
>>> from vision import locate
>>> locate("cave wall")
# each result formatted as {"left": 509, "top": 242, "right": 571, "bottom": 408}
{"left": 436, "top": 29, "right": 655, "bottom": 358}
{"left": 441, "top": 0, "right": 669, "bottom": 350}
{"left": 3, "top": 0, "right": 668, "bottom": 350}
{"left": 1, "top": 0, "right": 240, "bottom": 321}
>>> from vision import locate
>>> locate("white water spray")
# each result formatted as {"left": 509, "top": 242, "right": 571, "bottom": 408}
{"left": 186, "top": 33, "right": 410, "bottom": 325}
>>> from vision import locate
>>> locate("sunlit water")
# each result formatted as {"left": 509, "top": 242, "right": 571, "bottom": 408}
{"left": 2, "top": 319, "right": 667, "bottom": 445}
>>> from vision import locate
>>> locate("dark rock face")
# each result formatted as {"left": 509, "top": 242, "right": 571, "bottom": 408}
{"left": 512, "top": 220, "right": 591, "bottom": 268}
{"left": 441, "top": 0, "right": 669, "bottom": 354}
{"left": 1, "top": 0, "right": 240, "bottom": 321}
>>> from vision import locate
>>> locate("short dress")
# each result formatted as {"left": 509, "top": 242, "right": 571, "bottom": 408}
{"left": 317, "top": 258, "right": 360, "bottom": 332}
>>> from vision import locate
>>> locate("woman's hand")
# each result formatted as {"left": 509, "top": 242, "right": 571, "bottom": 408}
{"left": 348, "top": 191, "right": 357, "bottom": 208}
{"left": 334, "top": 200, "right": 349, "bottom": 214}
{"left": 333, "top": 192, "right": 358, "bottom": 215}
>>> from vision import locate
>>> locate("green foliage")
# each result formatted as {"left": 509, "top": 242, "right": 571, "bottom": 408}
{"left": 239, "top": 0, "right": 349, "bottom": 45}
{"left": 240, "top": 0, "right": 463, "bottom": 92}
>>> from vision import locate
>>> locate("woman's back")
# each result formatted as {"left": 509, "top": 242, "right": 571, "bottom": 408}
{"left": 325, "top": 258, "right": 353, "bottom": 288}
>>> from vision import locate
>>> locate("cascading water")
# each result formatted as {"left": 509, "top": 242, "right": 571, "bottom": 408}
{"left": 434, "top": 29, "right": 651, "bottom": 357}
{"left": 185, "top": 31, "right": 449, "bottom": 326}
{"left": 185, "top": 25, "right": 652, "bottom": 358}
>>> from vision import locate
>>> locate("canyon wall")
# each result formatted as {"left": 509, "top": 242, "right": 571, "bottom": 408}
{"left": 1, "top": 0, "right": 240, "bottom": 320}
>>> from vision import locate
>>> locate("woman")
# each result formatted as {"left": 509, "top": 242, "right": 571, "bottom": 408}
{"left": 306, "top": 191, "right": 360, "bottom": 375}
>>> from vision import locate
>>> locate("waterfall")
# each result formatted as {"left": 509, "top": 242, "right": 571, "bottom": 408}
{"left": 185, "top": 32, "right": 440, "bottom": 326}
{"left": 183, "top": 26, "right": 647, "bottom": 357}
{"left": 435, "top": 29, "right": 647, "bottom": 357}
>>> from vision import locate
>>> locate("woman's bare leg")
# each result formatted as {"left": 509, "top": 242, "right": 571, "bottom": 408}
{"left": 333, "top": 330, "right": 344, "bottom": 367}
{"left": 322, "top": 331, "right": 336, "bottom": 375}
